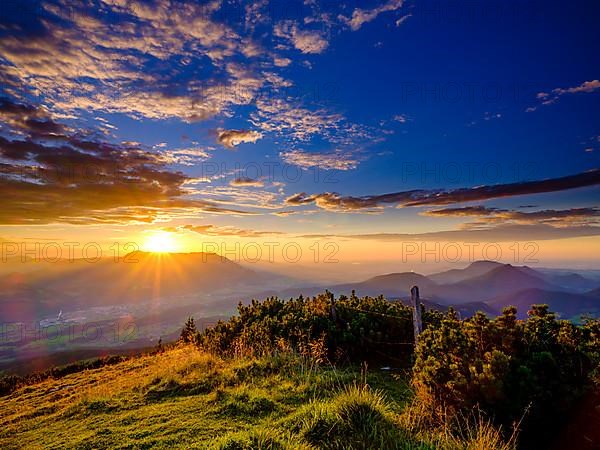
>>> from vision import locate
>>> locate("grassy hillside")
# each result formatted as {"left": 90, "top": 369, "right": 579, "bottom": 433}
{"left": 0, "top": 346, "right": 514, "bottom": 449}
{"left": 2, "top": 292, "right": 597, "bottom": 449}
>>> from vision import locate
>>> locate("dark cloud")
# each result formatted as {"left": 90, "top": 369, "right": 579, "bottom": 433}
{"left": 284, "top": 190, "right": 425, "bottom": 211}
{"left": 229, "top": 177, "right": 264, "bottom": 187}
{"left": 301, "top": 224, "right": 600, "bottom": 242}
{"left": 0, "top": 98, "right": 251, "bottom": 224}
{"left": 285, "top": 170, "right": 600, "bottom": 211}
{"left": 406, "top": 170, "right": 600, "bottom": 207}
{"left": 424, "top": 206, "right": 600, "bottom": 228}
{"left": 0, "top": 97, "right": 67, "bottom": 137}
{"left": 217, "top": 129, "right": 263, "bottom": 148}
{"left": 423, "top": 206, "right": 500, "bottom": 217}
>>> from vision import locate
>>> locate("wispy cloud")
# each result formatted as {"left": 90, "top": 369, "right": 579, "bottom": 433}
{"left": 320, "top": 224, "right": 600, "bottom": 242}
{"left": 280, "top": 149, "right": 362, "bottom": 170}
{"left": 424, "top": 206, "right": 600, "bottom": 228}
{"left": 162, "top": 148, "right": 211, "bottom": 166}
{"left": 168, "top": 224, "right": 283, "bottom": 238}
{"left": 251, "top": 98, "right": 344, "bottom": 142}
{"left": 528, "top": 79, "right": 600, "bottom": 110}
{"left": 392, "top": 114, "right": 409, "bottom": 123}
{"left": 285, "top": 170, "right": 600, "bottom": 211}
{"left": 340, "top": 0, "right": 404, "bottom": 31}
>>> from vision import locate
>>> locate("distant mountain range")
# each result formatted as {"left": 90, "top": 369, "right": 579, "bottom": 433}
{"left": 1, "top": 254, "right": 598, "bottom": 373}
{"left": 1, "top": 254, "right": 598, "bottom": 322}
{"left": 266, "top": 260, "right": 599, "bottom": 320}
{"left": 428, "top": 260, "right": 502, "bottom": 284}
{"left": 0, "top": 251, "right": 289, "bottom": 321}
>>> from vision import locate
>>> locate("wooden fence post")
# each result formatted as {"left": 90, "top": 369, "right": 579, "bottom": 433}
{"left": 411, "top": 285, "right": 422, "bottom": 344}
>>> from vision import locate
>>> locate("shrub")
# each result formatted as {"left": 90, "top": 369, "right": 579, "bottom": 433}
{"left": 412, "top": 305, "right": 599, "bottom": 447}
{"left": 196, "top": 292, "right": 443, "bottom": 365}
{"left": 180, "top": 316, "right": 198, "bottom": 344}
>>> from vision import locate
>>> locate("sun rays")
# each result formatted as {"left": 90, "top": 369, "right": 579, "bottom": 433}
{"left": 143, "top": 231, "right": 180, "bottom": 253}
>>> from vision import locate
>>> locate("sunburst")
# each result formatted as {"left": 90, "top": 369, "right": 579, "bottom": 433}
{"left": 143, "top": 231, "right": 179, "bottom": 253}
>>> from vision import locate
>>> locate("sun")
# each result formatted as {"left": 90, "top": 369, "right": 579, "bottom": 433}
{"left": 143, "top": 231, "right": 179, "bottom": 253}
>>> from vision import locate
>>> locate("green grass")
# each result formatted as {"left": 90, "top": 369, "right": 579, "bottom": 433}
{"left": 0, "top": 346, "right": 514, "bottom": 449}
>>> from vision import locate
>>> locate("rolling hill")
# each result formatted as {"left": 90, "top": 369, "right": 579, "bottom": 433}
{"left": 429, "top": 264, "right": 561, "bottom": 304}
{"left": 0, "top": 346, "right": 521, "bottom": 450}
{"left": 260, "top": 261, "right": 598, "bottom": 319}
{"left": 428, "top": 260, "right": 503, "bottom": 284}
{"left": 0, "top": 252, "right": 286, "bottom": 321}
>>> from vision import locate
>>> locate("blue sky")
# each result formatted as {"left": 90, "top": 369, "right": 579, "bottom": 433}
{"left": 0, "top": 0, "right": 598, "bottom": 267}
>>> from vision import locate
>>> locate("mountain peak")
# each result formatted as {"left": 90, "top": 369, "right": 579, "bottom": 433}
{"left": 466, "top": 260, "right": 504, "bottom": 269}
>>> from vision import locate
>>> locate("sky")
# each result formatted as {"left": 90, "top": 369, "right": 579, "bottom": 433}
{"left": 0, "top": 0, "right": 599, "bottom": 275}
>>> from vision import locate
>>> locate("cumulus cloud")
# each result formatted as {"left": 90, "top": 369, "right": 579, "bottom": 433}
{"left": 341, "top": 0, "right": 404, "bottom": 31}
{"left": 273, "top": 57, "right": 292, "bottom": 67}
{"left": 0, "top": 0, "right": 267, "bottom": 122}
{"left": 217, "top": 129, "right": 263, "bottom": 148}
{"left": 274, "top": 21, "right": 329, "bottom": 54}
{"left": 545, "top": 79, "right": 600, "bottom": 96}
{"left": 0, "top": 0, "right": 388, "bottom": 155}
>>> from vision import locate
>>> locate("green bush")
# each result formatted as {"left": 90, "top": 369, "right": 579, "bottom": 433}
{"left": 186, "top": 294, "right": 598, "bottom": 448}
{"left": 412, "top": 305, "right": 600, "bottom": 446}
{"left": 196, "top": 291, "right": 443, "bottom": 365}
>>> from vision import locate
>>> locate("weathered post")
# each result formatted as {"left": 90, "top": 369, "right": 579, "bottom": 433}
{"left": 329, "top": 290, "right": 337, "bottom": 322}
{"left": 411, "top": 285, "right": 422, "bottom": 344}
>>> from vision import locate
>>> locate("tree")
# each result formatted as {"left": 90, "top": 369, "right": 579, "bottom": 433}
{"left": 180, "top": 316, "right": 197, "bottom": 344}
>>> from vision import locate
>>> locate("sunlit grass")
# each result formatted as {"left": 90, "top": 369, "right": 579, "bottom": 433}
{"left": 0, "top": 346, "right": 515, "bottom": 449}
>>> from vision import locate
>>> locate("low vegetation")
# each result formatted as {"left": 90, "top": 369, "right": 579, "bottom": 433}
{"left": 0, "top": 346, "right": 516, "bottom": 449}
{"left": 1, "top": 292, "right": 598, "bottom": 449}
